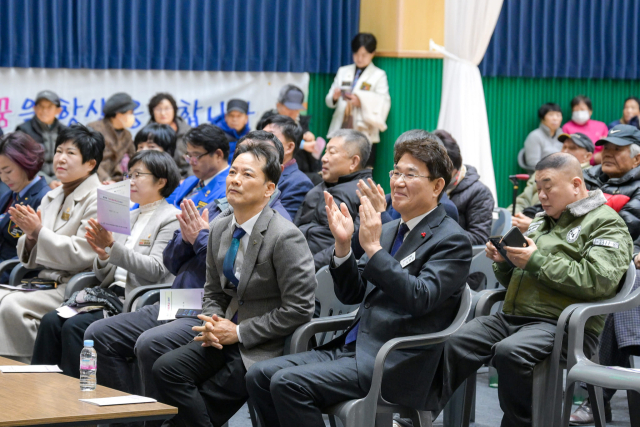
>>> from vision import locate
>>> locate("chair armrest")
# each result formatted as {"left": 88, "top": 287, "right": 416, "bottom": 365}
{"left": 0, "top": 259, "right": 20, "bottom": 280}
{"left": 9, "top": 263, "right": 42, "bottom": 286}
{"left": 471, "top": 245, "right": 485, "bottom": 256}
{"left": 290, "top": 312, "right": 357, "bottom": 354}
{"left": 474, "top": 289, "right": 506, "bottom": 317}
{"left": 123, "top": 283, "right": 173, "bottom": 313}
{"left": 64, "top": 272, "right": 100, "bottom": 300}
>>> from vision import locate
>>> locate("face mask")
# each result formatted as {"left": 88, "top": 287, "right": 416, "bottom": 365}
{"left": 572, "top": 110, "right": 590, "bottom": 125}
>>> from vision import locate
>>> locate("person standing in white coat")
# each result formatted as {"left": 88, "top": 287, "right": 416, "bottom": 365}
{"left": 325, "top": 33, "right": 390, "bottom": 168}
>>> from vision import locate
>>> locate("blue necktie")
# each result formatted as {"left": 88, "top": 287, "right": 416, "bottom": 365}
{"left": 186, "top": 179, "right": 205, "bottom": 200}
{"left": 223, "top": 226, "right": 246, "bottom": 288}
{"left": 345, "top": 222, "right": 410, "bottom": 344}
{"left": 351, "top": 68, "right": 363, "bottom": 91}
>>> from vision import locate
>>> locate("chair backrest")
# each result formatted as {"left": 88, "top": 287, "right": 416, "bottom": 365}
{"left": 491, "top": 208, "right": 512, "bottom": 237}
{"left": 314, "top": 266, "right": 359, "bottom": 345}
{"left": 518, "top": 148, "right": 534, "bottom": 173}
{"left": 469, "top": 250, "right": 501, "bottom": 290}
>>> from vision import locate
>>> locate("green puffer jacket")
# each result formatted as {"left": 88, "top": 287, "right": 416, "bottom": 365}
{"left": 494, "top": 190, "right": 633, "bottom": 336}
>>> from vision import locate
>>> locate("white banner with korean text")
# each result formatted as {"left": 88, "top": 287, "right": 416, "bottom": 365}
{"left": 0, "top": 67, "right": 309, "bottom": 134}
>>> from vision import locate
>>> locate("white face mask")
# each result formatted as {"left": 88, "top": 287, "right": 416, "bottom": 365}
{"left": 572, "top": 110, "right": 590, "bottom": 125}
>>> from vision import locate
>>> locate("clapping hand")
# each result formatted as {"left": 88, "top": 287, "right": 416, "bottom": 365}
{"left": 9, "top": 205, "right": 42, "bottom": 240}
{"left": 324, "top": 191, "right": 354, "bottom": 257}
{"left": 177, "top": 199, "right": 210, "bottom": 245}
{"left": 356, "top": 178, "right": 386, "bottom": 213}
{"left": 359, "top": 196, "right": 383, "bottom": 258}
{"left": 85, "top": 218, "right": 115, "bottom": 260}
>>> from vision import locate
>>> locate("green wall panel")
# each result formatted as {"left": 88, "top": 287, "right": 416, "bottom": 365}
{"left": 307, "top": 58, "right": 443, "bottom": 192}
{"left": 308, "top": 59, "right": 640, "bottom": 205}
{"left": 483, "top": 77, "right": 640, "bottom": 205}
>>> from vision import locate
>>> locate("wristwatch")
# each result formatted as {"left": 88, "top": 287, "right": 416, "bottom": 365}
{"left": 104, "top": 242, "right": 114, "bottom": 255}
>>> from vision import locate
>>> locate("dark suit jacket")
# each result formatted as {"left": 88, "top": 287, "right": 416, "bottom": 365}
{"left": 328, "top": 204, "right": 472, "bottom": 410}
{"left": 203, "top": 205, "right": 316, "bottom": 368}
{"left": 277, "top": 161, "right": 314, "bottom": 220}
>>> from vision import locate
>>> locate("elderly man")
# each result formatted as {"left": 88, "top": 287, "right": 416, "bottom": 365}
{"left": 570, "top": 125, "right": 640, "bottom": 424}
{"left": 211, "top": 99, "right": 251, "bottom": 163}
{"left": 247, "top": 137, "right": 472, "bottom": 427}
{"left": 294, "top": 129, "right": 372, "bottom": 255}
{"left": 436, "top": 153, "right": 633, "bottom": 427}
{"left": 152, "top": 139, "right": 316, "bottom": 427}
{"left": 511, "top": 132, "right": 595, "bottom": 231}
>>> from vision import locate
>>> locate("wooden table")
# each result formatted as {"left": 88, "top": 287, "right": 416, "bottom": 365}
{"left": 0, "top": 356, "right": 177, "bottom": 426}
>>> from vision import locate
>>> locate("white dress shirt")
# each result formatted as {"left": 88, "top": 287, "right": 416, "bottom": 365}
{"left": 333, "top": 205, "right": 437, "bottom": 267}
{"left": 229, "top": 210, "right": 262, "bottom": 342}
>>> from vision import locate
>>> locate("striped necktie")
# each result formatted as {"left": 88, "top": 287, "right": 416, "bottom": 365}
{"left": 223, "top": 226, "right": 247, "bottom": 288}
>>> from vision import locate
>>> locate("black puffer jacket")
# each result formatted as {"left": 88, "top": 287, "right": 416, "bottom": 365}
{"left": 294, "top": 169, "right": 372, "bottom": 255}
{"left": 448, "top": 165, "right": 495, "bottom": 246}
{"left": 584, "top": 164, "right": 640, "bottom": 251}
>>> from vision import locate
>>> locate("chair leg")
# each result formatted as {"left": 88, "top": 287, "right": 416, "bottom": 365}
{"left": 628, "top": 390, "right": 640, "bottom": 427}
{"left": 463, "top": 372, "right": 476, "bottom": 427}
{"left": 408, "top": 409, "right": 432, "bottom": 427}
{"left": 328, "top": 414, "right": 339, "bottom": 427}
{"left": 587, "top": 385, "right": 606, "bottom": 427}
{"left": 562, "top": 381, "right": 576, "bottom": 427}
{"left": 443, "top": 378, "right": 468, "bottom": 427}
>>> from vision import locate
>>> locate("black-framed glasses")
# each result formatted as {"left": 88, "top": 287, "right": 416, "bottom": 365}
{"left": 389, "top": 170, "right": 431, "bottom": 182}
{"left": 183, "top": 152, "right": 210, "bottom": 165}
{"left": 124, "top": 172, "right": 155, "bottom": 181}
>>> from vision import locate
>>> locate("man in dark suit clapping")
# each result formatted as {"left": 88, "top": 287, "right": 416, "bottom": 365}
{"left": 246, "top": 136, "right": 472, "bottom": 427}
{"left": 152, "top": 135, "right": 317, "bottom": 427}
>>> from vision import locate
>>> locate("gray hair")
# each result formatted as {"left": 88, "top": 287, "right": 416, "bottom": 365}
{"left": 395, "top": 129, "right": 444, "bottom": 147}
{"left": 331, "top": 129, "right": 371, "bottom": 169}
{"left": 630, "top": 143, "right": 640, "bottom": 158}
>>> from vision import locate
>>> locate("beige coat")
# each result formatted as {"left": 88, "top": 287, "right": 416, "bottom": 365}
{"left": 325, "top": 63, "right": 390, "bottom": 143}
{"left": 0, "top": 174, "right": 101, "bottom": 358}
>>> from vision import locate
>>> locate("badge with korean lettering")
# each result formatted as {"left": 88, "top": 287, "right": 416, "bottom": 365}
{"left": 593, "top": 239, "right": 619, "bottom": 249}
{"left": 566, "top": 226, "right": 581, "bottom": 243}
{"left": 400, "top": 252, "right": 416, "bottom": 268}
{"left": 524, "top": 222, "right": 541, "bottom": 236}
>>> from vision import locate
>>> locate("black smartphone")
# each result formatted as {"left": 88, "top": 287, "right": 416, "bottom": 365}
{"left": 175, "top": 308, "right": 203, "bottom": 319}
{"left": 489, "top": 227, "right": 528, "bottom": 269}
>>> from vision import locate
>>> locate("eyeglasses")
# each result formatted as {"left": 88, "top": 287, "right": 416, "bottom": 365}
{"left": 124, "top": 171, "right": 154, "bottom": 181}
{"left": 389, "top": 170, "right": 431, "bottom": 182}
{"left": 184, "top": 152, "right": 210, "bottom": 165}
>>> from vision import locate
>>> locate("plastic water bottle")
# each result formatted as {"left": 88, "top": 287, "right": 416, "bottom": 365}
{"left": 80, "top": 339, "right": 97, "bottom": 391}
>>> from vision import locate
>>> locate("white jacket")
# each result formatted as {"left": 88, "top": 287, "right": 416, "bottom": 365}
{"left": 325, "top": 63, "right": 390, "bottom": 143}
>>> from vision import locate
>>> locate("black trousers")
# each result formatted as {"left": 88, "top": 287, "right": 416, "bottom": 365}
{"left": 440, "top": 312, "right": 598, "bottom": 427}
{"left": 31, "top": 309, "right": 104, "bottom": 377}
{"left": 152, "top": 341, "right": 248, "bottom": 427}
{"left": 246, "top": 343, "right": 365, "bottom": 427}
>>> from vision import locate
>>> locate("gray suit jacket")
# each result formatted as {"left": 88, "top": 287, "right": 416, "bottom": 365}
{"left": 93, "top": 199, "right": 179, "bottom": 298}
{"left": 203, "top": 205, "right": 316, "bottom": 368}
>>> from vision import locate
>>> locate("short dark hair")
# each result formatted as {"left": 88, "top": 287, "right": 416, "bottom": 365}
{"left": 396, "top": 129, "right": 443, "bottom": 147}
{"left": 260, "top": 115, "right": 303, "bottom": 156}
{"left": 134, "top": 123, "right": 177, "bottom": 156}
{"left": 232, "top": 140, "right": 282, "bottom": 185}
{"left": 185, "top": 124, "right": 230, "bottom": 158}
{"left": 331, "top": 129, "right": 371, "bottom": 169}
{"left": 538, "top": 102, "right": 562, "bottom": 120}
{"left": 394, "top": 138, "right": 453, "bottom": 201}
{"left": 148, "top": 93, "right": 178, "bottom": 121}
{"left": 434, "top": 130, "right": 463, "bottom": 170}
{"left": 0, "top": 132, "right": 45, "bottom": 180}
{"left": 571, "top": 95, "right": 593, "bottom": 111}
{"left": 55, "top": 124, "right": 105, "bottom": 174}
{"left": 625, "top": 96, "right": 640, "bottom": 109}
{"left": 127, "top": 150, "right": 181, "bottom": 198}
{"left": 236, "top": 130, "right": 284, "bottom": 164}
{"left": 351, "top": 33, "right": 377, "bottom": 53}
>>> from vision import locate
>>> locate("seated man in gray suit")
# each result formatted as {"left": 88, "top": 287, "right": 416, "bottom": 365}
{"left": 247, "top": 136, "right": 473, "bottom": 426}
{"left": 152, "top": 139, "right": 317, "bottom": 427}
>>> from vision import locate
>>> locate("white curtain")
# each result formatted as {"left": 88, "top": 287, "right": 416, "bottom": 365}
{"left": 433, "top": 0, "right": 504, "bottom": 202}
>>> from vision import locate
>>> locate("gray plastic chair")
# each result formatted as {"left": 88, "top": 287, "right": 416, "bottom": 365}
{"left": 469, "top": 250, "right": 501, "bottom": 290}
{"left": 0, "top": 258, "right": 20, "bottom": 282}
{"left": 471, "top": 208, "right": 512, "bottom": 256}
{"left": 561, "top": 267, "right": 640, "bottom": 427}
{"left": 450, "top": 262, "right": 636, "bottom": 427}
{"left": 122, "top": 282, "right": 173, "bottom": 313}
{"left": 288, "top": 285, "right": 472, "bottom": 427}
{"left": 518, "top": 148, "right": 535, "bottom": 173}
{"left": 8, "top": 262, "right": 41, "bottom": 286}
{"left": 63, "top": 272, "right": 101, "bottom": 300}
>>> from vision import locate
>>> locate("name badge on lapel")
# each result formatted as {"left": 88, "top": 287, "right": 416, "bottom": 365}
{"left": 400, "top": 252, "right": 416, "bottom": 268}
{"left": 61, "top": 207, "right": 71, "bottom": 221}
{"left": 139, "top": 235, "right": 151, "bottom": 246}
